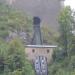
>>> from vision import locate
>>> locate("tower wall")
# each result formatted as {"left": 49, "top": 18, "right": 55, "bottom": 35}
{"left": 32, "top": 17, "right": 42, "bottom": 45}
{"left": 25, "top": 46, "right": 55, "bottom": 63}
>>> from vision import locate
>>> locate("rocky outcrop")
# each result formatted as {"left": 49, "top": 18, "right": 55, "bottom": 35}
{"left": 6, "top": 30, "right": 31, "bottom": 44}
{"left": 7, "top": 0, "right": 62, "bottom": 31}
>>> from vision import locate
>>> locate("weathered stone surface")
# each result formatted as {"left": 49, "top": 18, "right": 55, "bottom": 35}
{"left": 6, "top": 0, "right": 63, "bottom": 31}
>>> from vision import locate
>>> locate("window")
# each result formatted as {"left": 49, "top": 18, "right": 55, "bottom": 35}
{"left": 47, "top": 49, "right": 49, "bottom": 53}
{"left": 32, "top": 49, "right": 35, "bottom": 53}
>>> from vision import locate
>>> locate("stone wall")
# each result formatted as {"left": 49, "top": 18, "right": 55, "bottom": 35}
{"left": 25, "top": 47, "right": 54, "bottom": 63}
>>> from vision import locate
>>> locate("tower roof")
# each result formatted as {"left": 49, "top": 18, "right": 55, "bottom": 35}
{"left": 26, "top": 45, "right": 57, "bottom": 48}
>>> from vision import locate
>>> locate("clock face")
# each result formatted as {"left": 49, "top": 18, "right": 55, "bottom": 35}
{"left": 33, "top": 17, "right": 41, "bottom": 25}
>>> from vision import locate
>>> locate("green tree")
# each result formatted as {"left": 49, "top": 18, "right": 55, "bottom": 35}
{"left": 58, "top": 6, "right": 74, "bottom": 56}
{"left": 0, "top": 39, "right": 35, "bottom": 75}
{"left": 48, "top": 7, "right": 75, "bottom": 75}
{"left": 0, "top": 4, "right": 33, "bottom": 39}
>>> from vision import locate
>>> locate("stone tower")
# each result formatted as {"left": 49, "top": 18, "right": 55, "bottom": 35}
{"left": 32, "top": 17, "right": 42, "bottom": 45}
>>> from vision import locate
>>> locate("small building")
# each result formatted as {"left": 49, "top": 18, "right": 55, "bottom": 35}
{"left": 25, "top": 45, "right": 57, "bottom": 63}
{"left": 25, "top": 17, "right": 57, "bottom": 64}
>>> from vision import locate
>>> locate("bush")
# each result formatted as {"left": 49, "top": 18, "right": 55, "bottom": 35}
{"left": 0, "top": 39, "right": 35, "bottom": 75}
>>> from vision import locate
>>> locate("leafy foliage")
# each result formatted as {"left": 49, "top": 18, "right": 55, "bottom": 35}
{"left": 58, "top": 6, "right": 74, "bottom": 56}
{"left": 0, "top": 4, "right": 33, "bottom": 39}
{"left": 0, "top": 4, "right": 35, "bottom": 75}
{"left": 41, "top": 25, "right": 59, "bottom": 44}
{"left": 48, "top": 7, "right": 75, "bottom": 75}
{"left": 0, "top": 38, "right": 35, "bottom": 75}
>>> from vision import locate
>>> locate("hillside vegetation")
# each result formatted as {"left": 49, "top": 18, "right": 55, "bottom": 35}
{"left": 48, "top": 6, "right": 75, "bottom": 75}
{"left": 0, "top": 3, "right": 75, "bottom": 75}
{"left": 0, "top": 3, "right": 35, "bottom": 75}
{"left": 0, "top": 3, "right": 33, "bottom": 41}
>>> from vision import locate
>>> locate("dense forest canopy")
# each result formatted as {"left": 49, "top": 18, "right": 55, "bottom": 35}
{"left": 49, "top": 6, "right": 75, "bottom": 75}
{"left": 0, "top": 3, "right": 33, "bottom": 39}
{"left": 0, "top": 3, "right": 35, "bottom": 75}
